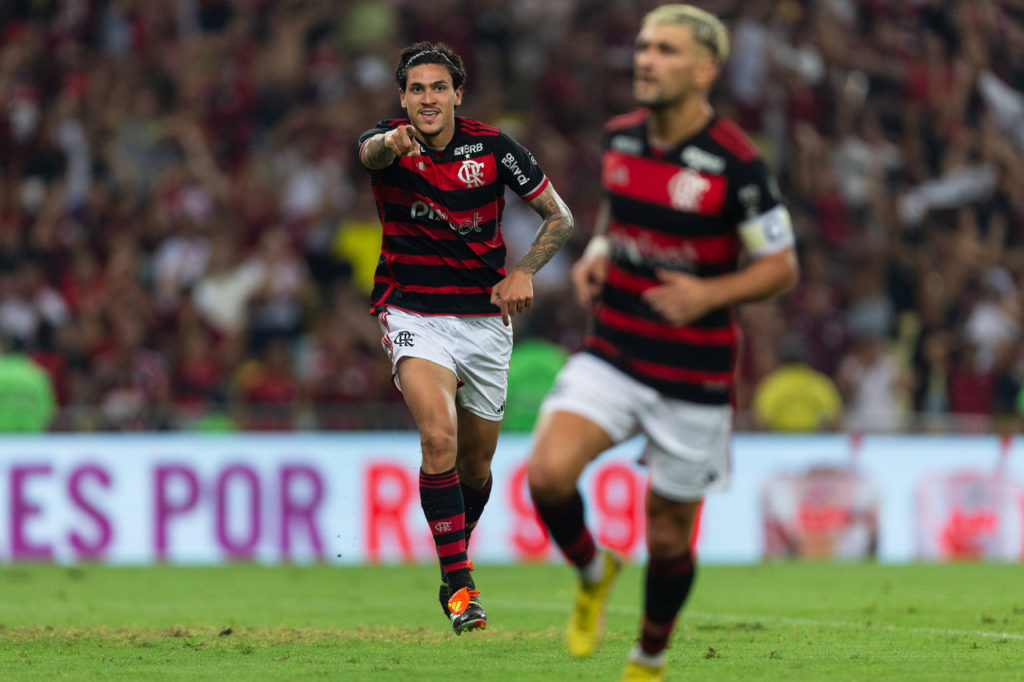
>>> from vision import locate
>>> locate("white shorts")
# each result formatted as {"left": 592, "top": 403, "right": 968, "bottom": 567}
{"left": 378, "top": 307, "right": 513, "bottom": 421}
{"left": 540, "top": 353, "right": 732, "bottom": 501}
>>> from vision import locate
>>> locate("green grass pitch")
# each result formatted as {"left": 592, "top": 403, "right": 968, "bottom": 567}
{"left": 2, "top": 561, "right": 1023, "bottom": 680}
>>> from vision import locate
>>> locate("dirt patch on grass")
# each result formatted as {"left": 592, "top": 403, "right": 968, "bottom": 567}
{"left": 0, "top": 623, "right": 561, "bottom": 647}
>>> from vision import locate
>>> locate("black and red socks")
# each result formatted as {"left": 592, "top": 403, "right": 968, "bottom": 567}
{"left": 419, "top": 467, "right": 472, "bottom": 589}
{"left": 639, "top": 550, "right": 695, "bottom": 655}
{"left": 531, "top": 489, "right": 598, "bottom": 571}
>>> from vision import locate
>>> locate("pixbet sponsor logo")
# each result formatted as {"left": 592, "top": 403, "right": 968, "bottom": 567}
{"left": 410, "top": 201, "right": 484, "bottom": 235}
{"left": 615, "top": 231, "right": 698, "bottom": 271}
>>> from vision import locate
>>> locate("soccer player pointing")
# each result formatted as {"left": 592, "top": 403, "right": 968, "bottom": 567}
{"left": 527, "top": 5, "right": 799, "bottom": 680}
{"left": 359, "top": 42, "right": 573, "bottom": 634}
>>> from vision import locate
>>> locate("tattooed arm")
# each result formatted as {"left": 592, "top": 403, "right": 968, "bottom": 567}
{"left": 516, "top": 185, "right": 575, "bottom": 275}
{"left": 490, "top": 184, "right": 575, "bottom": 325}
{"left": 360, "top": 125, "right": 422, "bottom": 170}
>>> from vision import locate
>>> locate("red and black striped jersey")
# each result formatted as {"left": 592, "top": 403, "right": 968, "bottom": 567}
{"left": 585, "top": 109, "right": 785, "bottom": 405}
{"left": 359, "top": 116, "right": 549, "bottom": 316}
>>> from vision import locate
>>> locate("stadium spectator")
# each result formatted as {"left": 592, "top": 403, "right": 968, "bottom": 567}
{"left": 525, "top": 6, "right": 799, "bottom": 681}
{"left": 753, "top": 339, "right": 843, "bottom": 432}
{"left": 151, "top": 209, "right": 213, "bottom": 315}
{"left": 245, "top": 225, "right": 317, "bottom": 354}
{"left": 93, "top": 310, "right": 172, "bottom": 431}
{"left": 59, "top": 250, "right": 107, "bottom": 317}
{"left": 836, "top": 331, "right": 911, "bottom": 434}
{"left": 911, "top": 327, "right": 954, "bottom": 430}
{"left": 173, "top": 321, "right": 228, "bottom": 425}
{"left": 783, "top": 243, "right": 850, "bottom": 376}
{"left": 0, "top": 258, "right": 69, "bottom": 348}
{"left": 296, "top": 284, "right": 394, "bottom": 429}
{"left": 0, "top": 335, "right": 56, "bottom": 432}
{"left": 235, "top": 334, "right": 300, "bottom": 431}
{"left": 192, "top": 230, "right": 262, "bottom": 346}
{"left": 357, "top": 41, "right": 574, "bottom": 635}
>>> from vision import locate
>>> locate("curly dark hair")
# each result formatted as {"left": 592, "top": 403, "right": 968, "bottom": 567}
{"left": 395, "top": 41, "right": 466, "bottom": 90}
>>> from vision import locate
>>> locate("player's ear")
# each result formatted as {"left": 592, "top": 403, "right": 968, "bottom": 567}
{"left": 454, "top": 86, "right": 463, "bottom": 107}
{"left": 696, "top": 56, "right": 719, "bottom": 90}
{"left": 399, "top": 87, "right": 408, "bottom": 109}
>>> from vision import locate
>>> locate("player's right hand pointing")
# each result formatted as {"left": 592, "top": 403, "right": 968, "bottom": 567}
{"left": 384, "top": 125, "right": 422, "bottom": 158}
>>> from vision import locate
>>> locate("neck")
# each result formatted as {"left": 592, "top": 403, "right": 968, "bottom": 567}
{"left": 647, "top": 96, "right": 713, "bottom": 148}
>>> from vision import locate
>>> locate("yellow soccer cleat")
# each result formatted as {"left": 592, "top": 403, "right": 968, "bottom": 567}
{"left": 620, "top": 660, "right": 665, "bottom": 682}
{"left": 621, "top": 647, "right": 667, "bottom": 681}
{"left": 566, "top": 549, "right": 623, "bottom": 657}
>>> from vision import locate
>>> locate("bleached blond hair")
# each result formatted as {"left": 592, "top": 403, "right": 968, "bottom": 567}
{"left": 643, "top": 4, "right": 730, "bottom": 63}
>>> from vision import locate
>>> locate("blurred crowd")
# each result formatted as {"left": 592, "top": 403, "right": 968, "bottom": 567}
{"left": 0, "top": 0, "right": 1021, "bottom": 432}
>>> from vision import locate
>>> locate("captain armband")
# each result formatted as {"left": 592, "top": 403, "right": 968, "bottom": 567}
{"left": 738, "top": 205, "right": 795, "bottom": 257}
{"left": 582, "top": 235, "right": 610, "bottom": 260}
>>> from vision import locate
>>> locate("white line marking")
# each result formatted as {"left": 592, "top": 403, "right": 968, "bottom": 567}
{"left": 484, "top": 600, "right": 1024, "bottom": 641}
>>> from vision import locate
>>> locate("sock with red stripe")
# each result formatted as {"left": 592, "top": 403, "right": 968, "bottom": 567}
{"left": 531, "top": 489, "right": 597, "bottom": 570}
{"left": 461, "top": 473, "right": 492, "bottom": 548}
{"left": 419, "top": 467, "right": 472, "bottom": 591}
{"left": 639, "top": 550, "right": 695, "bottom": 655}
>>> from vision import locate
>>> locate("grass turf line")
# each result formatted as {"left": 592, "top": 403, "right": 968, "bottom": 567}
{"left": 1, "top": 562, "right": 1023, "bottom": 681}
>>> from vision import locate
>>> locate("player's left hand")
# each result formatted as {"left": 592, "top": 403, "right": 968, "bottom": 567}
{"left": 642, "top": 268, "right": 716, "bottom": 325}
{"left": 490, "top": 269, "right": 533, "bottom": 326}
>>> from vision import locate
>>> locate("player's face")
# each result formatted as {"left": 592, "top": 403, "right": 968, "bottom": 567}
{"left": 633, "top": 22, "right": 715, "bottom": 109}
{"left": 400, "top": 64, "right": 462, "bottom": 145}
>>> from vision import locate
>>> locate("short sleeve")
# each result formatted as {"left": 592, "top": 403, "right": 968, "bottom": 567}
{"left": 729, "top": 158, "right": 795, "bottom": 257}
{"left": 495, "top": 131, "right": 548, "bottom": 201}
{"left": 726, "top": 157, "right": 783, "bottom": 224}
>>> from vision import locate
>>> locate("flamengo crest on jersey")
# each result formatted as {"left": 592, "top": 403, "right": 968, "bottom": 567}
{"left": 458, "top": 159, "right": 486, "bottom": 187}
{"left": 359, "top": 116, "right": 549, "bottom": 317}
{"left": 587, "top": 110, "right": 787, "bottom": 405}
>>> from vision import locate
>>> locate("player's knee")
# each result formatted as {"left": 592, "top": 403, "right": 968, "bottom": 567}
{"left": 456, "top": 454, "right": 492, "bottom": 488}
{"left": 419, "top": 427, "right": 457, "bottom": 470}
{"left": 647, "top": 525, "right": 689, "bottom": 558}
{"left": 526, "top": 454, "right": 574, "bottom": 502}
{"left": 646, "top": 507, "right": 694, "bottom": 558}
